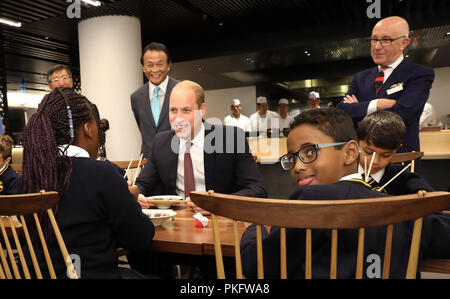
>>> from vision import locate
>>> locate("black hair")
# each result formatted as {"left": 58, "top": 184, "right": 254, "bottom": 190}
{"left": 22, "top": 87, "right": 97, "bottom": 242}
{"left": 47, "top": 65, "right": 72, "bottom": 83}
{"left": 140, "top": 42, "right": 171, "bottom": 65}
{"left": 290, "top": 108, "right": 358, "bottom": 148}
{"left": 357, "top": 111, "right": 406, "bottom": 150}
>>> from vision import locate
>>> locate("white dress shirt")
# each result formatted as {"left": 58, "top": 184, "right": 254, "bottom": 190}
{"left": 148, "top": 75, "right": 169, "bottom": 110}
{"left": 367, "top": 55, "right": 404, "bottom": 115}
{"left": 176, "top": 123, "right": 206, "bottom": 199}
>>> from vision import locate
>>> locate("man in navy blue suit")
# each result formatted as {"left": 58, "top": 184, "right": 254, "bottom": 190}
{"left": 129, "top": 80, "right": 266, "bottom": 215}
{"left": 337, "top": 16, "right": 434, "bottom": 157}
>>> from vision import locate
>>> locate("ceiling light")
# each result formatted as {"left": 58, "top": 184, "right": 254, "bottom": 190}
{"left": 0, "top": 17, "right": 22, "bottom": 27}
{"left": 82, "top": 0, "right": 101, "bottom": 6}
{"left": 445, "top": 32, "right": 450, "bottom": 39}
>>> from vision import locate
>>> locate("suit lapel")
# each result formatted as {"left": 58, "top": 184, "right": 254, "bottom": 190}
{"left": 368, "top": 67, "right": 380, "bottom": 99}
{"left": 141, "top": 82, "right": 157, "bottom": 128}
{"left": 157, "top": 77, "right": 175, "bottom": 128}
{"left": 379, "top": 60, "right": 407, "bottom": 97}
{"left": 203, "top": 125, "right": 215, "bottom": 191}
{"left": 166, "top": 132, "right": 179, "bottom": 191}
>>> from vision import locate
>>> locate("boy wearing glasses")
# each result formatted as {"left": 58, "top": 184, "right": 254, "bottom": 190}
{"left": 241, "top": 108, "right": 450, "bottom": 278}
{"left": 336, "top": 16, "right": 434, "bottom": 164}
{"left": 357, "top": 111, "right": 433, "bottom": 195}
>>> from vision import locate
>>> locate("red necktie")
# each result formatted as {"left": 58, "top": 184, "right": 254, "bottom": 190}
{"left": 184, "top": 142, "right": 195, "bottom": 199}
{"left": 375, "top": 67, "right": 387, "bottom": 95}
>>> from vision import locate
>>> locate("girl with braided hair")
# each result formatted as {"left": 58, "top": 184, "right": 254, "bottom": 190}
{"left": 22, "top": 87, "right": 154, "bottom": 278}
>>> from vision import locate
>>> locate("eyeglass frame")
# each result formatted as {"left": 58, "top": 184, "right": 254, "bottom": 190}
{"left": 49, "top": 75, "right": 71, "bottom": 83}
{"left": 280, "top": 142, "right": 347, "bottom": 170}
{"left": 368, "top": 36, "right": 406, "bottom": 47}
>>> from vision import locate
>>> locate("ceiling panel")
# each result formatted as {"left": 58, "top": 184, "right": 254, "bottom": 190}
{"left": 0, "top": 0, "right": 449, "bottom": 98}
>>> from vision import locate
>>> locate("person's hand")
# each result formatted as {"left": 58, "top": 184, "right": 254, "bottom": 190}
{"left": 343, "top": 94, "right": 359, "bottom": 104}
{"left": 417, "top": 190, "right": 427, "bottom": 197}
{"left": 129, "top": 185, "right": 140, "bottom": 198}
{"left": 186, "top": 197, "right": 211, "bottom": 216}
{"left": 137, "top": 194, "right": 151, "bottom": 209}
{"left": 377, "top": 99, "right": 396, "bottom": 110}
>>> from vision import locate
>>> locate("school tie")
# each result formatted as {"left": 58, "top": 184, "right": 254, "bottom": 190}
{"left": 151, "top": 86, "right": 160, "bottom": 125}
{"left": 374, "top": 67, "right": 387, "bottom": 95}
{"left": 363, "top": 173, "right": 384, "bottom": 192}
{"left": 184, "top": 142, "right": 196, "bottom": 199}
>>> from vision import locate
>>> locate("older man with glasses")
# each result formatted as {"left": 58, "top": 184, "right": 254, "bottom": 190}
{"left": 47, "top": 64, "right": 74, "bottom": 91}
{"left": 337, "top": 16, "right": 434, "bottom": 173}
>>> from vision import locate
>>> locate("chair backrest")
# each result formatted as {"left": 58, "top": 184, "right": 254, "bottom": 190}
{"left": 390, "top": 151, "right": 423, "bottom": 172}
{"left": 0, "top": 191, "right": 78, "bottom": 279}
{"left": 190, "top": 190, "right": 450, "bottom": 279}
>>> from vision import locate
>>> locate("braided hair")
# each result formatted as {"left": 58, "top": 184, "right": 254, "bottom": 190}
{"left": 22, "top": 87, "right": 98, "bottom": 240}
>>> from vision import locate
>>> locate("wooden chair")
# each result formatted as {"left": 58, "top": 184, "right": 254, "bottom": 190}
{"left": 0, "top": 191, "right": 78, "bottom": 279}
{"left": 190, "top": 190, "right": 450, "bottom": 279}
{"left": 390, "top": 151, "right": 423, "bottom": 172}
{"left": 390, "top": 151, "right": 450, "bottom": 276}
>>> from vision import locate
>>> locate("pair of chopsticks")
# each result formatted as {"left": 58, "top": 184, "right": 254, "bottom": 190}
{"left": 364, "top": 152, "right": 412, "bottom": 192}
{"left": 123, "top": 153, "right": 144, "bottom": 186}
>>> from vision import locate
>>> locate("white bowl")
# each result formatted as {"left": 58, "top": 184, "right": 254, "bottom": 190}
{"left": 142, "top": 209, "right": 176, "bottom": 226}
{"left": 146, "top": 195, "right": 184, "bottom": 209}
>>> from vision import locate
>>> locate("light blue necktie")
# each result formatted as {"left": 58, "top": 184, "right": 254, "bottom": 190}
{"left": 151, "top": 86, "right": 160, "bottom": 125}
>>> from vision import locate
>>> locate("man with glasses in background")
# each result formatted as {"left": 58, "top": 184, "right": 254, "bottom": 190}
{"left": 337, "top": 16, "right": 434, "bottom": 172}
{"left": 47, "top": 65, "right": 74, "bottom": 91}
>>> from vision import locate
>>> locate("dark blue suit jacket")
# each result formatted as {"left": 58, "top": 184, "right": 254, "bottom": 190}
{"left": 130, "top": 77, "right": 179, "bottom": 158}
{"left": 337, "top": 60, "right": 434, "bottom": 152}
{"left": 136, "top": 123, "right": 267, "bottom": 198}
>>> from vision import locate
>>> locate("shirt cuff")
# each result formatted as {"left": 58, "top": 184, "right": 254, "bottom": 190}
{"left": 367, "top": 99, "right": 378, "bottom": 115}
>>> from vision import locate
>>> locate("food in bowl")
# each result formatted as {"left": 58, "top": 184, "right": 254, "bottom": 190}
{"left": 142, "top": 209, "right": 176, "bottom": 226}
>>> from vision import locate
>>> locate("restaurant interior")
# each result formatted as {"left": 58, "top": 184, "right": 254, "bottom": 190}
{"left": 0, "top": 0, "right": 449, "bottom": 281}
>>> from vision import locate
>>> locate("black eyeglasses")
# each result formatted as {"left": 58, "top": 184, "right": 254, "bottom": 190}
{"left": 369, "top": 36, "right": 406, "bottom": 47}
{"left": 280, "top": 142, "right": 347, "bottom": 170}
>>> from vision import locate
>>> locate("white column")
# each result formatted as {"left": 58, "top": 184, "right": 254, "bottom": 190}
{"left": 78, "top": 16, "right": 143, "bottom": 161}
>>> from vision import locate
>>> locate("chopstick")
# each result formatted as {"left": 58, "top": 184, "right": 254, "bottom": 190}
{"left": 364, "top": 156, "right": 367, "bottom": 182}
{"left": 365, "top": 152, "right": 376, "bottom": 183}
{"left": 123, "top": 159, "right": 133, "bottom": 179}
{"left": 132, "top": 154, "right": 144, "bottom": 186}
{"left": 377, "top": 163, "right": 412, "bottom": 193}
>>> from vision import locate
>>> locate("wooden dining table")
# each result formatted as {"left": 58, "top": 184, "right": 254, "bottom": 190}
{"left": 151, "top": 204, "right": 246, "bottom": 257}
